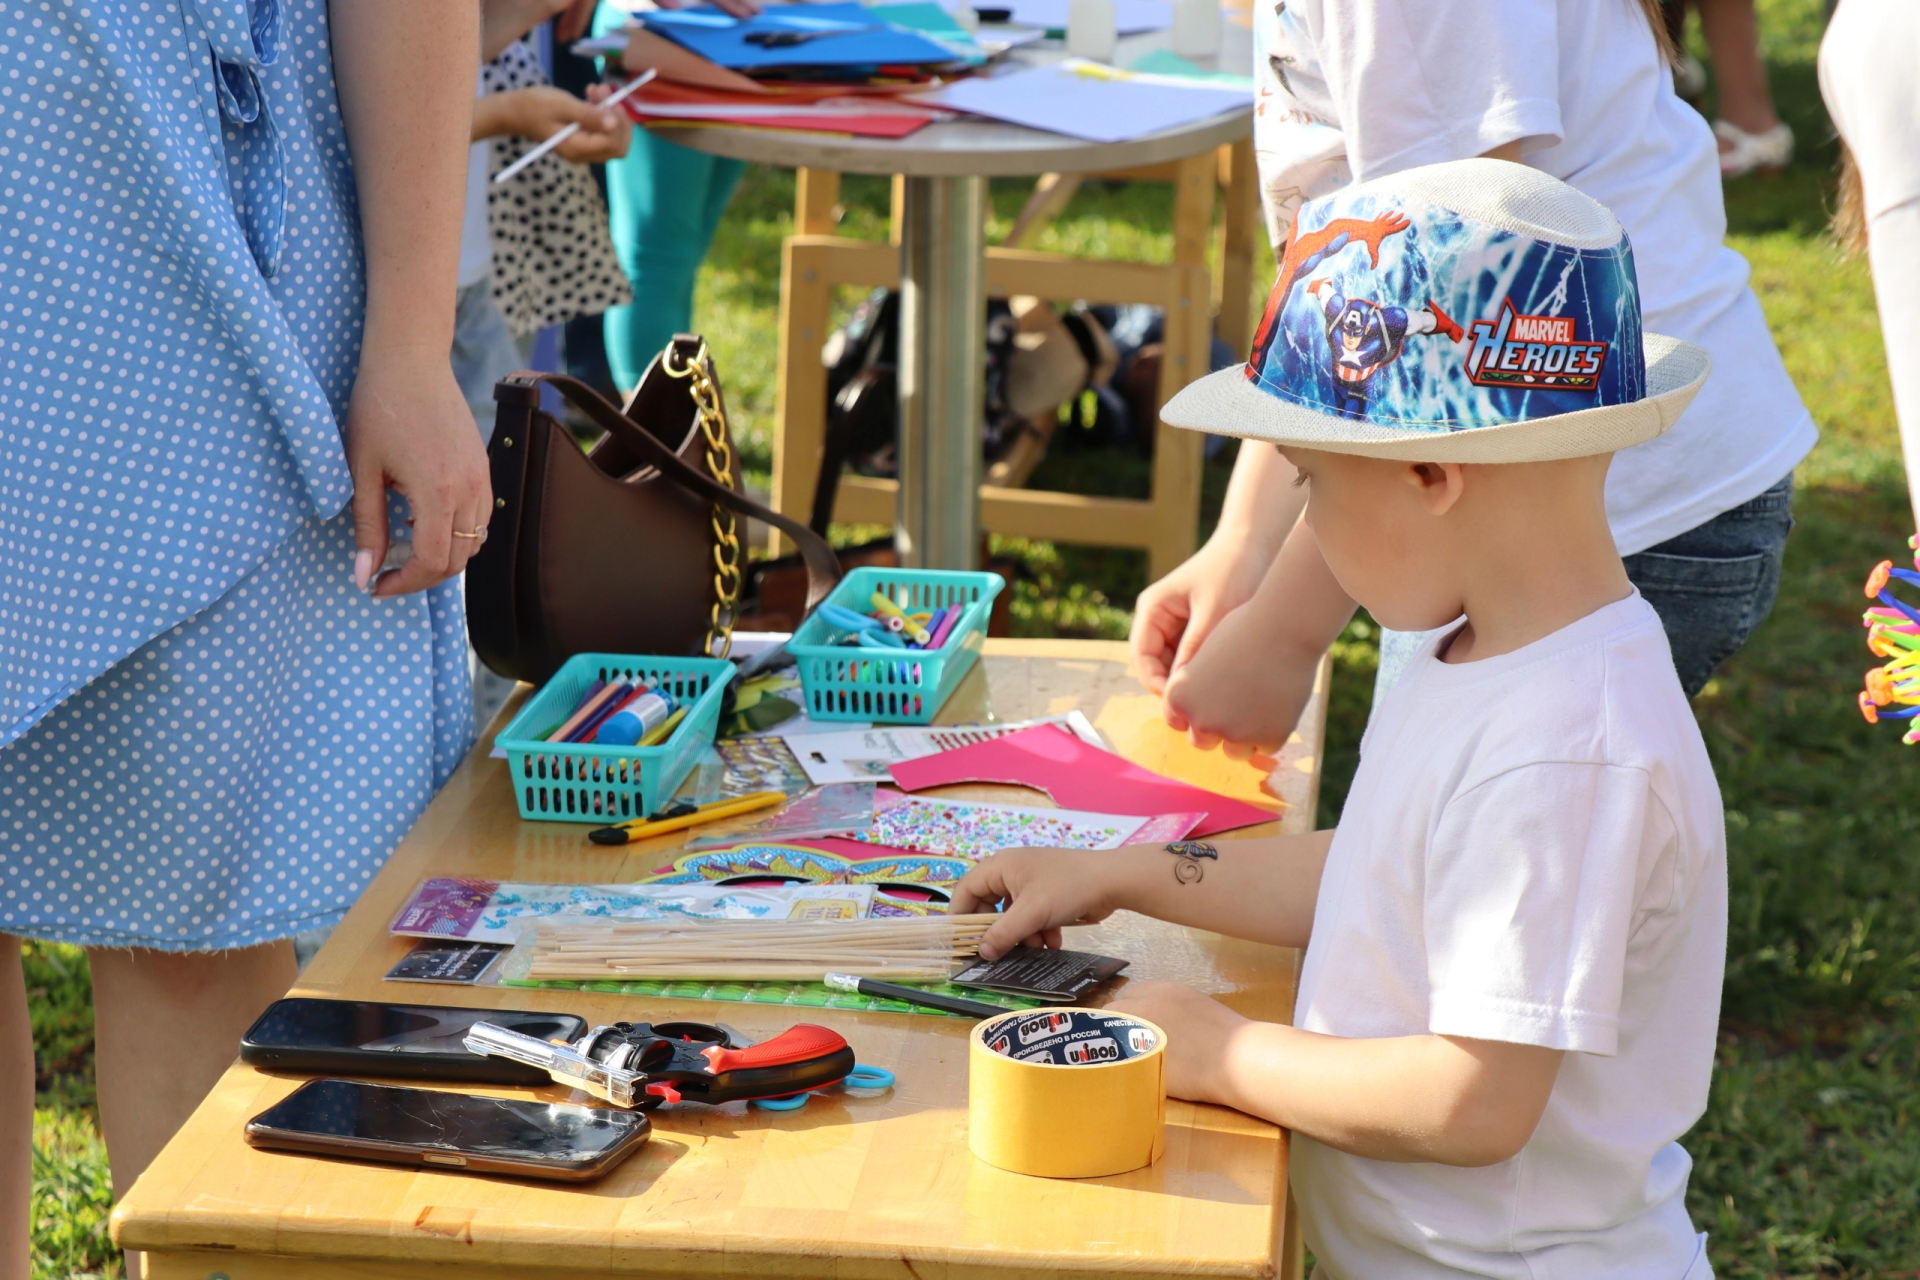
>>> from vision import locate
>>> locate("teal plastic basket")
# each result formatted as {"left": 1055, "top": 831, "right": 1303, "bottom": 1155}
{"left": 788, "top": 567, "right": 1004, "bottom": 724}
{"left": 495, "top": 653, "right": 735, "bottom": 823}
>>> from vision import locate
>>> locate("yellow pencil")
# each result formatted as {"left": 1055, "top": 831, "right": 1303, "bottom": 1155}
{"left": 586, "top": 790, "right": 789, "bottom": 846}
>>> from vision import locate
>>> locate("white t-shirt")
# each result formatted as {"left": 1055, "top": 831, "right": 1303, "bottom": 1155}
{"left": 1252, "top": 0, "right": 1815, "bottom": 554}
{"left": 1292, "top": 594, "right": 1727, "bottom": 1279}
{"left": 1820, "top": 0, "right": 1920, "bottom": 526}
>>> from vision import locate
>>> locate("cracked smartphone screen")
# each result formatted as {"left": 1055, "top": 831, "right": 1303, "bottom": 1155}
{"left": 254, "top": 1079, "right": 641, "bottom": 1162}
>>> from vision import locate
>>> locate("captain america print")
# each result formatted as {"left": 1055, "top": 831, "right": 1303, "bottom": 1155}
{"left": 1244, "top": 191, "right": 1645, "bottom": 432}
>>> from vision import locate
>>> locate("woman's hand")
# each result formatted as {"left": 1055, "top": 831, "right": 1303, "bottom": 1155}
{"left": 950, "top": 848, "right": 1130, "bottom": 958}
{"left": 1162, "top": 597, "right": 1320, "bottom": 762}
{"left": 345, "top": 349, "right": 492, "bottom": 598}
{"left": 474, "top": 86, "right": 632, "bottom": 163}
{"left": 1130, "top": 538, "right": 1270, "bottom": 694}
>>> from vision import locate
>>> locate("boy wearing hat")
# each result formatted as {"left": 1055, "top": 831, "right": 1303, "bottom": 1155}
{"left": 952, "top": 160, "right": 1725, "bottom": 1278}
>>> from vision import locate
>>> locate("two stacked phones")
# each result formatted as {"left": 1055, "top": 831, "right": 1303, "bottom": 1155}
{"left": 239, "top": 998, "right": 648, "bottom": 1181}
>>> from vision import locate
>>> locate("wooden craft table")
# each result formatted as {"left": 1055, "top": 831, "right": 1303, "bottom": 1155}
{"left": 113, "top": 641, "right": 1324, "bottom": 1280}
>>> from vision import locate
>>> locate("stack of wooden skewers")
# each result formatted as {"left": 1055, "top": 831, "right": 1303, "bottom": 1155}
{"left": 519, "top": 914, "right": 998, "bottom": 983}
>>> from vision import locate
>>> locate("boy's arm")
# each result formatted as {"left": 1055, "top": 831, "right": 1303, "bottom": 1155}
{"left": 1162, "top": 514, "right": 1357, "bottom": 759}
{"left": 950, "top": 831, "right": 1335, "bottom": 955}
{"left": 1111, "top": 982, "right": 1563, "bottom": 1167}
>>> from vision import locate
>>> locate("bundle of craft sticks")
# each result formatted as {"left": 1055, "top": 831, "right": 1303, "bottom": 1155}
{"left": 518, "top": 913, "right": 998, "bottom": 982}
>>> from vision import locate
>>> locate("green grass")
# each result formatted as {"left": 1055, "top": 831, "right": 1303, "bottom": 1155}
{"left": 25, "top": 1, "right": 1920, "bottom": 1273}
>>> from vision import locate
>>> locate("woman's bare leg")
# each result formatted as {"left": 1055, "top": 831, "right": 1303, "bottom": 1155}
{"left": 1695, "top": 0, "right": 1781, "bottom": 135}
{"left": 87, "top": 938, "right": 296, "bottom": 1278}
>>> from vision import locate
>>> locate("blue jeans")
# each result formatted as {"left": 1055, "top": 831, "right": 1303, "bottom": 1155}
{"left": 450, "top": 276, "right": 521, "bottom": 442}
{"left": 1375, "top": 474, "right": 1795, "bottom": 700}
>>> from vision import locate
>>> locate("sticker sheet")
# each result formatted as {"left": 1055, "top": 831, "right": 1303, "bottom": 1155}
{"left": 390, "top": 879, "right": 876, "bottom": 943}
{"left": 851, "top": 792, "right": 1147, "bottom": 860}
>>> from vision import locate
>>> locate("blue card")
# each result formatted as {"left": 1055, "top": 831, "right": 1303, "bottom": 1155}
{"left": 638, "top": 2, "right": 959, "bottom": 69}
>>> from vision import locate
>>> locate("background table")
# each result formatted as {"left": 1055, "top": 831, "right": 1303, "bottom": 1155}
{"left": 113, "top": 641, "right": 1324, "bottom": 1280}
{"left": 658, "top": 79, "right": 1252, "bottom": 575}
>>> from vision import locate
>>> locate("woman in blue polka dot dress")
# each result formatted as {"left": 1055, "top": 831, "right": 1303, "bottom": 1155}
{"left": 0, "top": 0, "right": 493, "bottom": 1248}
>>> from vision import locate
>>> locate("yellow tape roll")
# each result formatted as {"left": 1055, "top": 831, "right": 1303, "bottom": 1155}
{"left": 968, "top": 1008, "right": 1166, "bottom": 1178}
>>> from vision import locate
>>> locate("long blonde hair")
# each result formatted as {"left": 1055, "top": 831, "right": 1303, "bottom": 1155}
{"left": 1635, "top": 0, "right": 1681, "bottom": 64}
{"left": 1834, "top": 142, "right": 1870, "bottom": 255}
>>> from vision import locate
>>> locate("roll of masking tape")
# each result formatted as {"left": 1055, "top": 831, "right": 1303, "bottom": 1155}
{"left": 968, "top": 1008, "right": 1166, "bottom": 1178}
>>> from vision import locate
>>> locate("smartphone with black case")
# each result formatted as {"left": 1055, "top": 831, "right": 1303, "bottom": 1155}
{"left": 244, "top": 1078, "right": 650, "bottom": 1182}
{"left": 240, "top": 998, "right": 587, "bottom": 1086}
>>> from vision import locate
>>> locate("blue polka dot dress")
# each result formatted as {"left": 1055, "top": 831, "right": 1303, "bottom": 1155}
{"left": 0, "top": 0, "right": 475, "bottom": 949}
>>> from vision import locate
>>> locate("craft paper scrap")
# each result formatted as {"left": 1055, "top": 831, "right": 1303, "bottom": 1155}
{"left": 390, "top": 879, "right": 876, "bottom": 943}
{"left": 915, "top": 58, "right": 1249, "bottom": 145}
{"left": 888, "top": 723, "right": 1277, "bottom": 836}
{"left": 852, "top": 791, "right": 1147, "bottom": 859}
{"left": 781, "top": 710, "right": 1104, "bottom": 785}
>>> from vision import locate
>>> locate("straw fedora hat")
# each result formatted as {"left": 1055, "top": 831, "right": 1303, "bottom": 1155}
{"left": 1161, "top": 159, "right": 1710, "bottom": 462}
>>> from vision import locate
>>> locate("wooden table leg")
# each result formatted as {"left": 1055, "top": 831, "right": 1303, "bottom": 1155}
{"left": 1219, "top": 135, "right": 1259, "bottom": 361}
{"left": 771, "top": 237, "right": 833, "bottom": 555}
{"left": 795, "top": 167, "right": 841, "bottom": 236}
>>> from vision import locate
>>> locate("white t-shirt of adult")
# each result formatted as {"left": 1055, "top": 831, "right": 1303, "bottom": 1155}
{"left": 1821, "top": 0, "right": 1920, "bottom": 526}
{"left": 1252, "top": 0, "right": 1816, "bottom": 555}
{"left": 1291, "top": 594, "right": 1727, "bottom": 1279}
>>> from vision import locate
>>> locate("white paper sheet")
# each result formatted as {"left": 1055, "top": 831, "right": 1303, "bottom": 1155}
{"left": 780, "top": 710, "right": 1105, "bottom": 785}
{"left": 915, "top": 57, "right": 1248, "bottom": 143}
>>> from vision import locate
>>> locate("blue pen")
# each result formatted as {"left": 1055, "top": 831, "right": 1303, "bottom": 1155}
{"left": 914, "top": 607, "right": 948, "bottom": 648}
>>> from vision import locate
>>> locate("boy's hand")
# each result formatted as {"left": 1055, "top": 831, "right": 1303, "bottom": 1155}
{"left": 1163, "top": 599, "right": 1319, "bottom": 761}
{"left": 950, "top": 848, "right": 1125, "bottom": 958}
{"left": 1108, "top": 980, "right": 1248, "bottom": 1105}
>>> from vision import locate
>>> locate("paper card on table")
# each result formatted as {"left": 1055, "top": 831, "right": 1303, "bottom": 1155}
{"left": 618, "top": 26, "right": 771, "bottom": 92}
{"left": 887, "top": 723, "right": 1277, "bottom": 836}
{"left": 914, "top": 59, "right": 1249, "bottom": 144}
{"left": 638, "top": 3, "right": 960, "bottom": 70}
{"left": 850, "top": 791, "right": 1147, "bottom": 859}
{"left": 781, "top": 711, "right": 1105, "bottom": 785}
{"left": 623, "top": 81, "right": 950, "bottom": 139}
{"left": 636, "top": 106, "right": 939, "bottom": 139}
{"left": 713, "top": 735, "right": 814, "bottom": 796}
{"left": 385, "top": 939, "right": 510, "bottom": 985}
{"left": 1125, "top": 48, "right": 1256, "bottom": 89}
{"left": 390, "top": 878, "right": 876, "bottom": 943}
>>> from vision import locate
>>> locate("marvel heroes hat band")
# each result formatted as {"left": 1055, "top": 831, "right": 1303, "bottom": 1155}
{"left": 1161, "top": 159, "right": 1710, "bottom": 462}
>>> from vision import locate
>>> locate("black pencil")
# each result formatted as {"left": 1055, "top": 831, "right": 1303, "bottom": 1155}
{"left": 823, "top": 973, "right": 1007, "bottom": 1019}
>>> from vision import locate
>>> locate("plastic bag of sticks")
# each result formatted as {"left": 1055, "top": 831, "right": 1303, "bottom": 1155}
{"left": 514, "top": 913, "right": 997, "bottom": 984}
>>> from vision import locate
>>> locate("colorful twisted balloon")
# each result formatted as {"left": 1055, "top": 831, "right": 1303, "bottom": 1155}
{"left": 1857, "top": 536, "right": 1920, "bottom": 741}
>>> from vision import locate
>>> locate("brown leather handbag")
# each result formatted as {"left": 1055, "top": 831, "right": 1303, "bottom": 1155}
{"left": 467, "top": 335, "right": 840, "bottom": 684}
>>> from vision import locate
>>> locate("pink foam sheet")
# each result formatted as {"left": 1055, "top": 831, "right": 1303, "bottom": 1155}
{"left": 886, "top": 725, "right": 1278, "bottom": 837}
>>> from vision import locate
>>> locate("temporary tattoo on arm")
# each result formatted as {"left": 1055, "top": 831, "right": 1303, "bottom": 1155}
{"left": 1165, "top": 840, "right": 1219, "bottom": 885}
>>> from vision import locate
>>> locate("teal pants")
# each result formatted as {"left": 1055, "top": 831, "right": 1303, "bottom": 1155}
{"left": 595, "top": 5, "right": 743, "bottom": 388}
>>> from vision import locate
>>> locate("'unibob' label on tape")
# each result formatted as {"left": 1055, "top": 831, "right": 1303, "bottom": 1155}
{"left": 982, "top": 1009, "right": 1159, "bottom": 1066}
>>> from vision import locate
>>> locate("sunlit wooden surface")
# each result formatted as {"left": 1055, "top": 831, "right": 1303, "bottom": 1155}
{"left": 114, "top": 641, "right": 1323, "bottom": 1280}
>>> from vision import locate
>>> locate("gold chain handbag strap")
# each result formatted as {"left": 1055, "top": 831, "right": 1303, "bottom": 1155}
{"left": 661, "top": 340, "right": 743, "bottom": 660}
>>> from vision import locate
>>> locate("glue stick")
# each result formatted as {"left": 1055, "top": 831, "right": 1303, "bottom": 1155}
{"left": 594, "top": 689, "right": 678, "bottom": 746}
